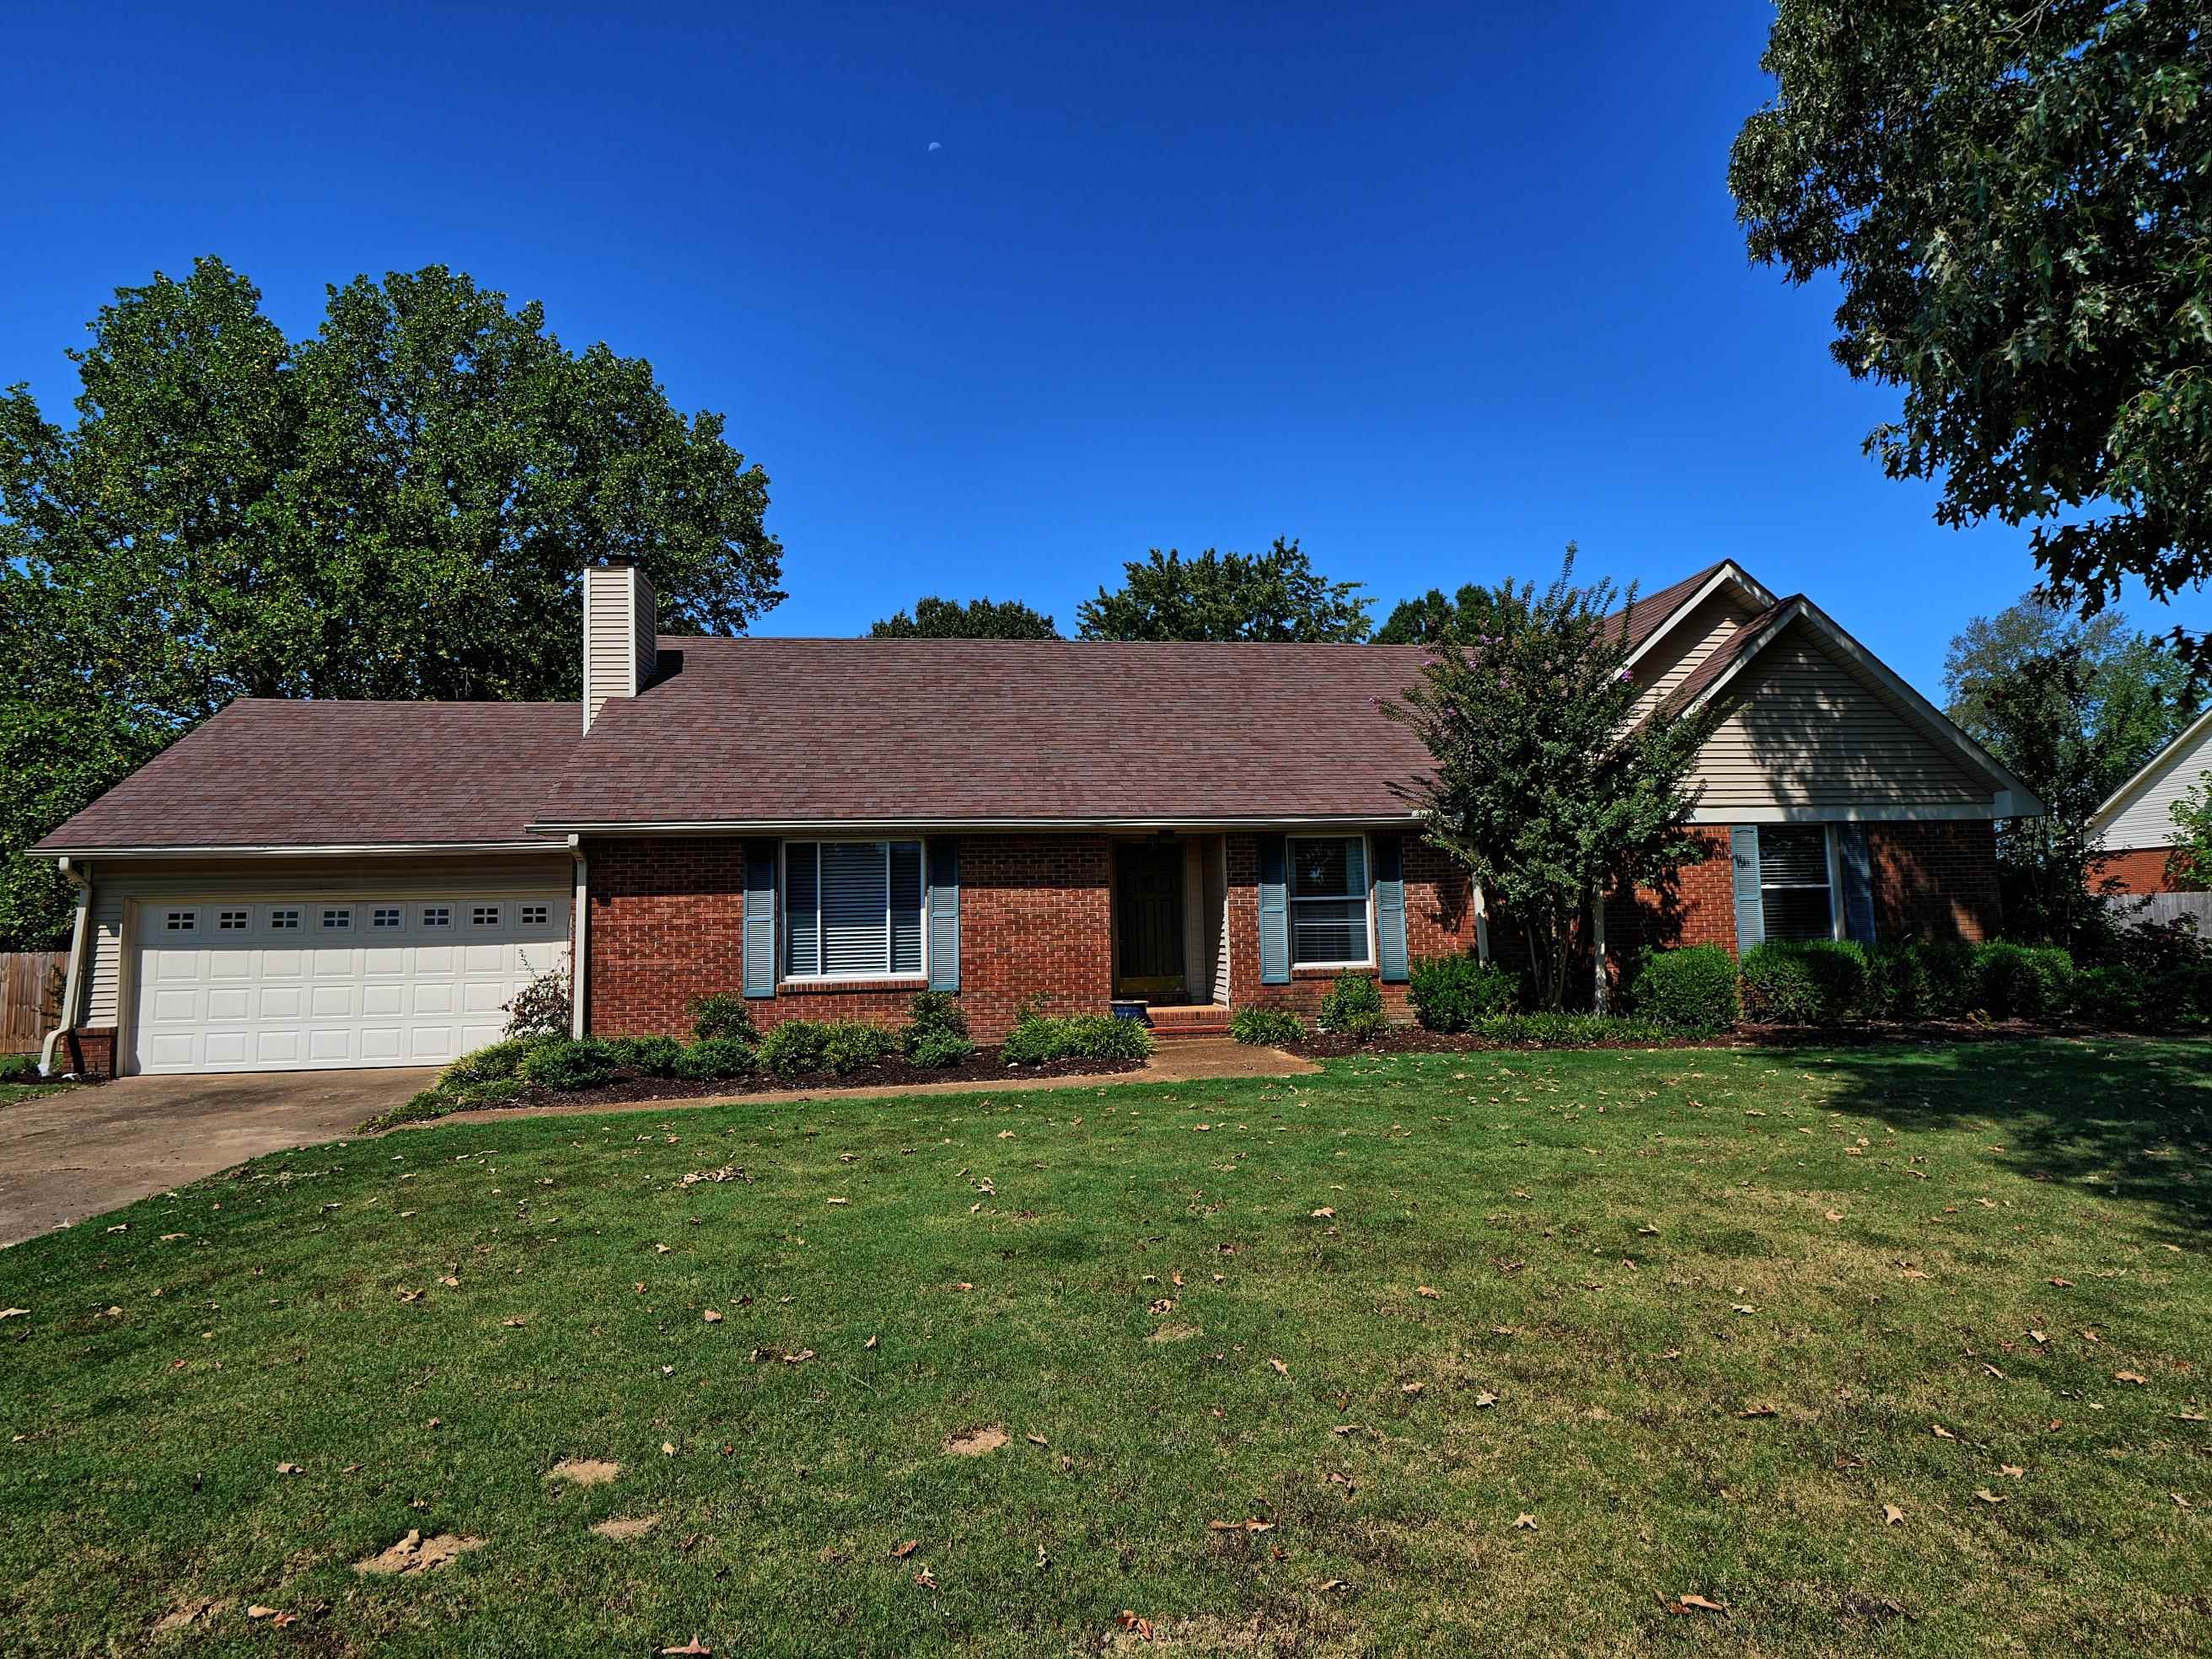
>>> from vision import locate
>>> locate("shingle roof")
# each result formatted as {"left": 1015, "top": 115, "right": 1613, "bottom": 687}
{"left": 1610, "top": 560, "right": 1732, "bottom": 652}
{"left": 1656, "top": 596, "right": 1801, "bottom": 716}
{"left": 34, "top": 701, "right": 583, "bottom": 851}
{"left": 534, "top": 638, "right": 1442, "bottom": 826}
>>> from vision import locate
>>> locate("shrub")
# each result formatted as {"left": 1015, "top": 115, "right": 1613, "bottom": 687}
{"left": 688, "top": 992, "right": 759, "bottom": 1044}
{"left": 443, "top": 1035, "right": 557, "bottom": 1088}
{"left": 1916, "top": 937, "right": 1981, "bottom": 1017}
{"left": 1228, "top": 1007, "right": 1307, "bottom": 1046}
{"left": 671, "top": 1036, "right": 756, "bottom": 1080}
{"left": 2143, "top": 963, "right": 2212, "bottom": 1030}
{"left": 1973, "top": 942, "right": 2075, "bottom": 1021}
{"left": 1739, "top": 940, "right": 1868, "bottom": 1023}
{"left": 605, "top": 1034, "right": 685, "bottom": 1076}
{"left": 1629, "top": 946, "right": 1738, "bottom": 1032}
{"left": 1313, "top": 972, "right": 1386, "bottom": 1034}
{"left": 2072, "top": 964, "right": 2148, "bottom": 1029}
{"left": 517, "top": 1037, "right": 622, "bottom": 1092}
{"left": 757, "top": 1020, "right": 897, "bottom": 1078}
{"left": 1866, "top": 942, "right": 1937, "bottom": 1021}
{"left": 908, "top": 1028, "right": 976, "bottom": 1068}
{"left": 900, "top": 990, "right": 969, "bottom": 1056}
{"left": 501, "top": 965, "right": 572, "bottom": 1039}
{"left": 1331, "top": 1009, "right": 1390, "bottom": 1039}
{"left": 0, "top": 1052, "right": 40, "bottom": 1084}
{"left": 1408, "top": 954, "right": 1517, "bottom": 1031}
{"left": 1472, "top": 1012, "right": 1672, "bottom": 1048}
{"left": 998, "top": 1012, "right": 1155, "bottom": 1066}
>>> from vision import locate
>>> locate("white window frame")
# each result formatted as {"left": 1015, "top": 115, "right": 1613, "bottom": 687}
{"left": 780, "top": 838, "right": 928, "bottom": 983}
{"left": 1287, "top": 832, "right": 1376, "bottom": 970}
{"left": 1757, "top": 824, "right": 1844, "bottom": 942}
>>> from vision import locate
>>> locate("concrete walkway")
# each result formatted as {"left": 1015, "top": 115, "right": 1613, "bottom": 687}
{"left": 399, "top": 1037, "right": 1319, "bottom": 1131}
{"left": 0, "top": 1068, "right": 437, "bottom": 1248}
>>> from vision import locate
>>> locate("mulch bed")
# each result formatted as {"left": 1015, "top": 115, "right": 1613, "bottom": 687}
{"left": 1286, "top": 1017, "right": 2129, "bottom": 1060}
{"left": 507, "top": 1047, "right": 1146, "bottom": 1110}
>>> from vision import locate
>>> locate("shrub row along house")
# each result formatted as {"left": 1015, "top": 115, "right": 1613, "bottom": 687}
{"left": 31, "top": 558, "right": 2038, "bottom": 1076}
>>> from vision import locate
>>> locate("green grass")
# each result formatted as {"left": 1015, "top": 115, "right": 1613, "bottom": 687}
{"left": 2, "top": 1039, "right": 2206, "bottom": 1656}
{"left": 0, "top": 1078, "right": 71, "bottom": 1109}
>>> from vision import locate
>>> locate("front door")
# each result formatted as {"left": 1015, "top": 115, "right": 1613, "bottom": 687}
{"left": 1114, "top": 841, "right": 1184, "bottom": 996}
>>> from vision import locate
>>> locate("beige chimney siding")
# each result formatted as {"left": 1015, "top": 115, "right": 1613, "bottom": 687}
{"left": 1692, "top": 620, "right": 1986, "bottom": 812}
{"left": 583, "top": 561, "right": 658, "bottom": 732}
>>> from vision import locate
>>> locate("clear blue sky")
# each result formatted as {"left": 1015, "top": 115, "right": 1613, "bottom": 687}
{"left": 4, "top": 1, "right": 2203, "bottom": 694}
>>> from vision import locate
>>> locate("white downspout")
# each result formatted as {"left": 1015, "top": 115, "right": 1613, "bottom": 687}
{"left": 569, "top": 835, "right": 588, "bottom": 1039}
{"left": 1591, "top": 883, "right": 1609, "bottom": 1015}
{"left": 1473, "top": 882, "right": 1491, "bottom": 966}
{"left": 40, "top": 858, "right": 92, "bottom": 1077}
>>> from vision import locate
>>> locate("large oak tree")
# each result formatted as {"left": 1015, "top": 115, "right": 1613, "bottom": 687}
{"left": 0, "top": 256, "right": 783, "bottom": 946}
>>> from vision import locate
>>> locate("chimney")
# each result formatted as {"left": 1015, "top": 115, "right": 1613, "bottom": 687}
{"left": 582, "top": 555, "right": 658, "bottom": 733}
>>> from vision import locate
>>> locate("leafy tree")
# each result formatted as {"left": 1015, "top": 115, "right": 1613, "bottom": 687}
{"left": 1076, "top": 537, "right": 1371, "bottom": 642}
{"left": 1943, "top": 595, "right": 2203, "bottom": 945}
{"left": 1382, "top": 549, "right": 1723, "bottom": 1011}
{"left": 869, "top": 595, "right": 1059, "bottom": 639}
{"left": 2172, "top": 778, "right": 2212, "bottom": 891}
{"left": 1730, "top": 1, "right": 2210, "bottom": 652}
{"left": 1376, "top": 583, "right": 1510, "bottom": 644}
{"left": 0, "top": 256, "right": 784, "bottom": 947}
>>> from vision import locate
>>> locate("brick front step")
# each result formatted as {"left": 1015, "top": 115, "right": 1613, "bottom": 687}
{"left": 1145, "top": 1004, "right": 1233, "bottom": 1039}
{"left": 1151, "top": 1022, "right": 1232, "bottom": 1039}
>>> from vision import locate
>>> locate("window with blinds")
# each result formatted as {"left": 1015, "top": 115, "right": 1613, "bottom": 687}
{"left": 784, "top": 841, "right": 925, "bottom": 979}
{"left": 1289, "top": 835, "right": 1372, "bottom": 966}
{"left": 1758, "top": 824, "right": 1835, "bottom": 941}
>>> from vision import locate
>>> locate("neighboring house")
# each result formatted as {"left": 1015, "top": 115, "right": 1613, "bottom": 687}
{"left": 30, "top": 557, "right": 2039, "bottom": 1077}
{"left": 2087, "top": 705, "right": 2212, "bottom": 895}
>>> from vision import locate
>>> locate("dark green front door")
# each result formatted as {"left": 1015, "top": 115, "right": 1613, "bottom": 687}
{"left": 1114, "top": 841, "right": 1184, "bottom": 996}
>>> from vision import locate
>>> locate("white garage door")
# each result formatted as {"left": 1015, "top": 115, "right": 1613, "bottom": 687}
{"left": 130, "top": 894, "right": 570, "bottom": 1074}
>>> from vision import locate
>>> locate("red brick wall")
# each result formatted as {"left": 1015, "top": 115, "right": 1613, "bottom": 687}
{"left": 2090, "top": 846, "right": 2187, "bottom": 895}
{"left": 1225, "top": 832, "right": 1478, "bottom": 1020}
{"left": 1867, "top": 820, "right": 2001, "bottom": 942}
{"left": 585, "top": 833, "right": 1112, "bottom": 1042}
{"left": 64, "top": 1026, "right": 117, "bottom": 1081}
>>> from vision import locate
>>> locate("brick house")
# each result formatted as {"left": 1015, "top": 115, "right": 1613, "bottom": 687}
{"left": 31, "top": 559, "right": 2038, "bottom": 1077}
{"left": 2086, "top": 706, "right": 2212, "bottom": 895}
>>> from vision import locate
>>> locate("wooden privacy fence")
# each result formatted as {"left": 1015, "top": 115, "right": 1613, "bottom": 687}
{"left": 2, "top": 951, "right": 65, "bottom": 1055}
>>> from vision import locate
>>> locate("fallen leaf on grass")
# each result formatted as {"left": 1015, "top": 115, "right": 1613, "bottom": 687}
{"left": 702, "top": 1310, "right": 722, "bottom": 1323}
{"left": 914, "top": 1566, "right": 939, "bottom": 1591}
{"left": 1882, "top": 1504, "right": 1904, "bottom": 1526}
{"left": 660, "top": 1640, "right": 712, "bottom": 1656}
{"left": 2114, "top": 1370, "right": 2149, "bottom": 1385}
{"left": 2048, "top": 1278, "right": 2074, "bottom": 1288}
{"left": 2000, "top": 1463, "right": 2025, "bottom": 1478}
{"left": 1676, "top": 1594, "right": 1726, "bottom": 1616}
{"left": 782, "top": 1349, "right": 815, "bottom": 1365}
{"left": 502, "top": 1317, "right": 526, "bottom": 1328}
{"left": 865, "top": 1335, "right": 878, "bottom": 1350}
{"left": 1931, "top": 1425, "right": 1957, "bottom": 1441}
{"left": 1401, "top": 1381, "right": 1425, "bottom": 1396}
{"left": 438, "top": 1275, "right": 460, "bottom": 1288}
{"left": 1205, "top": 1519, "right": 1274, "bottom": 1533}
{"left": 1269, "top": 1358, "right": 1289, "bottom": 1377}
{"left": 1974, "top": 1488, "right": 2005, "bottom": 1506}
{"left": 1738, "top": 1404, "right": 1776, "bottom": 1419}
{"left": 1310, "top": 1207, "right": 1335, "bottom": 1220}
{"left": 0, "top": 1308, "right": 28, "bottom": 1320}
{"left": 2174, "top": 1494, "right": 2194, "bottom": 1510}
{"left": 892, "top": 1540, "right": 917, "bottom": 1559}
{"left": 1318, "top": 1578, "right": 1350, "bottom": 1592}
{"left": 275, "top": 1462, "right": 303, "bottom": 1475}
{"left": 1025, "top": 1432, "right": 1049, "bottom": 1447}
{"left": 1116, "top": 1610, "right": 1155, "bottom": 1640}
{"left": 1511, "top": 1513, "right": 1537, "bottom": 1530}
{"left": 1474, "top": 1390, "right": 1499, "bottom": 1408}
{"left": 662, "top": 1442, "right": 676, "bottom": 1457}
{"left": 1416, "top": 1286, "right": 1441, "bottom": 1299}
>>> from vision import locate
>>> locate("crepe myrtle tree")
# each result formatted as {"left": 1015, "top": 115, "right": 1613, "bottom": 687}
{"left": 1380, "top": 549, "right": 1724, "bottom": 1012}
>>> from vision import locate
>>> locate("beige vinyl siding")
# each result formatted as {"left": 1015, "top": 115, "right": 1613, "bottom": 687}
{"left": 631, "top": 569, "right": 658, "bottom": 692}
{"left": 1631, "top": 589, "right": 1754, "bottom": 717}
{"left": 583, "top": 565, "right": 636, "bottom": 729}
{"left": 2102, "top": 717, "right": 2212, "bottom": 850}
{"left": 80, "top": 854, "right": 572, "bottom": 1029}
{"left": 1694, "top": 620, "right": 1986, "bottom": 810}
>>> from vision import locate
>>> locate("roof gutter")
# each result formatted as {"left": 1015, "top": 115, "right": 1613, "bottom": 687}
{"left": 529, "top": 814, "right": 1424, "bottom": 835}
{"left": 24, "top": 840, "right": 566, "bottom": 861}
{"left": 39, "top": 858, "right": 92, "bottom": 1079}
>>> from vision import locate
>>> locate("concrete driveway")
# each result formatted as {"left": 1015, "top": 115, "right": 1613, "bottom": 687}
{"left": 0, "top": 1068, "right": 438, "bottom": 1248}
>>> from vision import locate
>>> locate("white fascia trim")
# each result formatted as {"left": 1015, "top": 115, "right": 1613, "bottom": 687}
{"left": 2090, "top": 703, "right": 2212, "bottom": 838}
{"left": 1619, "top": 562, "right": 1779, "bottom": 675}
{"left": 534, "top": 815, "right": 1424, "bottom": 835}
{"left": 1678, "top": 597, "right": 2046, "bottom": 819}
{"left": 1690, "top": 803, "right": 1998, "bottom": 824}
{"left": 26, "top": 840, "right": 567, "bottom": 860}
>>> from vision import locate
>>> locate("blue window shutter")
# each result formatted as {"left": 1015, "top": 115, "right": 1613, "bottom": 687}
{"left": 1258, "top": 835, "right": 1291, "bottom": 985}
{"left": 1374, "top": 835, "right": 1409, "bottom": 983}
{"left": 927, "top": 840, "right": 960, "bottom": 991}
{"left": 1731, "top": 825, "right": 1764, "bottom": 955}
{"left": 1837, "top": 824, "right": 1877, "bottom": 944}
{"left": 743, "top": 840, "right": 777, "bottom": 998}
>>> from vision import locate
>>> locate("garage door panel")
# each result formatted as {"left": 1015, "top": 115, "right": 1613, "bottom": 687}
{"left": 132, "top": 891, "right": 567, "bottom": 1074}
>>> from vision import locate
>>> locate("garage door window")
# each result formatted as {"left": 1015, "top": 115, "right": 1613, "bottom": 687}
{"left": 217, "top": 910, "right": 250, "bottom": 932}
{"left": 421, "top": 906, "right": 450, "bottom": 928}
{"left": 269, "top": 908, "right": 300, "bottom": 930}
{"left": 472, "top": 905, "right": 501, "bottom": 926}
{"left": 522, "top": 904, "right": 549, "bottom": 926}
{"left": 164, "top": 910, "right": 196, "bottom": 932}
{"left": 321, "top": 908, "right": 352, "bottom": 931}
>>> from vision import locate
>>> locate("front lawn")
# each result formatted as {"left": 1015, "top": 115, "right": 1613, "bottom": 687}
{"left": 2, "top": 1039, "right": 2204, "bottom": 1656}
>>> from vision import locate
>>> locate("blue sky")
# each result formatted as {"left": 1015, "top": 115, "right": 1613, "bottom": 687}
{"left": 3, "top": 1, "right": 2203, "bottom": 694}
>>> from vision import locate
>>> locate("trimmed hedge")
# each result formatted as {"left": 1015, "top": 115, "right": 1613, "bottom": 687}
{"left": 900, "top": 991, "right": 971, "bottom": 1065}
{"left": 1314, "top": 973, "right": 1386, "bottom": 1034}
{"left": 688, "top": 992, "right": 759, "bottom": 1044}
{"left": 517, "top": 1037, "right": 623, "bottom": 1092}
{"left": 999, "top": 1012, "right": 1154, "bottom": 1066}
{"left": 1228, "top": 1007, "right": 1307, "bottom": 1046}
{"left": 908, "top": 1028, "right": 975, "bottom": 1068}
{"left": 1973, "top": 942, "right": 2075, "bottom": 1021}
{"left": 1408, "top": 955, "right": 1517, "bottom": 1032}
{"left": 1472, "top": 1012, "right": 1673, "bottom": 1048}
{"left": 1630, "top": 945, "right": 1738, "bottom": 1032}
{"left": 1740, "top": 940, "right": 1869, "bottom": 1024}
{"left": 671, "top": 1035, "right": 756, "bottom": 1080}
{"left": 758, "top": 1020, "right": 898, "bottom": 1078}
{"left": 604, "top": 1034, "right": 685, "bottom": 1077}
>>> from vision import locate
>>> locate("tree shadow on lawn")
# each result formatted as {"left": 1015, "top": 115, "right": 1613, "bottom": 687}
{"left": 1808, "top": 1037, "right": 2210, "bottom": 1243}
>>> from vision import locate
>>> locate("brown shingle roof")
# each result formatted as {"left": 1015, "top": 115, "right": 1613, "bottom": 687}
{"left": 1608, "top": 560, "right": 1733, "bottom": 652}
{"left": 34, "top": 701, "right": 583, "bottom": 851}
{"left": 535, "top": 638, "right": 1442, "bottom": 826}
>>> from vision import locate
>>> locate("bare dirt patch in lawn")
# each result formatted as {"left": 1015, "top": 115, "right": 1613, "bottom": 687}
{"left": 1147, "top": 1322, "right": 1204, "bottom": 1343}
{"left": 591, "top": 1515, "right": 660, "bottom": 1542}
{"left": 545, "top": 1458, "right": 621, "bottom": 1487}
{"left": 152, "top": 1597, "right": 225, "bottom": 1635}
{"left": 352, "top": 1530, "right": 486, "bottom": 1576}
{"left": 942, "top": 1425, "right": 1010, "bottom": 1457}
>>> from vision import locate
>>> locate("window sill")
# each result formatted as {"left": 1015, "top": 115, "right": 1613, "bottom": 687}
{"left": 777, "top": 976, "right": 930, "bottom": 996}
{"left": 1291, "top": 964, "right": 1377, "bottom": 978}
